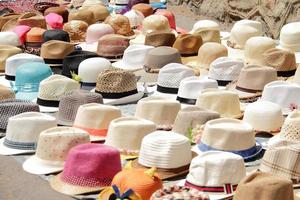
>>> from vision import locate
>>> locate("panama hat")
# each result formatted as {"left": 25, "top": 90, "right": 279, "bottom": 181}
{"left": 144, "top": 31, "right": 176, "bottom": 47}
{"left": 0, "top": 45, "right": 22, "bottom": 72}
{"left": 63, "top": 20, "right": 88, "bottom": 43}
{"left": 17, "top": 12, "right": 46, "bottom": 29}
{"left": 189, "top": 20, "right": 221, "bottom": 43}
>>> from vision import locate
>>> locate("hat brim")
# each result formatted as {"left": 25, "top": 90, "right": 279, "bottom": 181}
{"left": 226, "top": 82, "right": 262, "bottom": 102}
{"left": 32, "top": 98, "right": 59, "bottom": 113}
{"left": 131, "top": 158, "right": 190, "bottom": 180}
{"left": 0, "top": 76, "right": 12, "bottom": 87}
{"left": 112, "top": 60, "right": 143, "bottom": 71}
{"left": 152, "top": 88, "right": 178, "bottom": 100}
{"left": 277, "top": 45, "right": 300, "bottom": 64}
{"left": 0, "top": 137, "right": 35, "bottom": 155}
{"left": 22, "top": 155, "right": 64, "bottom": 175}
{"left": 89, "top": 135, "right": 106, "bottom": 142}
{"left": 49, "top": 173, "right": 106, "bottom": 196}
{"left": 53, "top": 112, "right": 74, "bottom": 127}
{"left": 221, "top": 40, "right": 245, "bottom": 60}
{"left": 16, "top": 92, "right": 39, "bottom": 101}
{"left": 77, "top": 42, "right": 97, "bottom": 53}
{"left": 134, "top": 69, "right": 159, "bottom": 83}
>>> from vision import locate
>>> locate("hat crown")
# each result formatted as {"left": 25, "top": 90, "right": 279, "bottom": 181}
{"left": 18, "top": 12, "right": 46, "bottom": 29}
{"left": 86, "top": 23, "right": 114, "bottom": 44}
{"left": 97, "top": 34, "right": 130, "bottom": 57}
{"left": 145, "top": 31, "right": 176, "bottom": 47}
{"left": 173, "top": 33, "right": 203, "bottom": 55}
{"left": 124, "top": 10, "right": 144, "bottom": 28}
{"left": 142, "top": 15, "right": 171, "bottom": 34}
{"left": 41, "top": 40, "right": 75, "bottom": 59}
{"left": 36, "top": 127, "right": 90, "bottom": 161}
{"left": 0, "top": 84, "right": 15, "bottom": 100}
{"left": 279, "top": 110, "right": 300, "bottom": 141}
{"left": 0, "top": 31, "right": 20, "bottom": 46}
{"left": 155, "top": 9, "right": 176, "bottom": 29}
{"left": 121, "top": 44, "right": 154, "bottom": 68}
{"left": 190, "top": 20, "right": 220, "bottom": 43}
{"left": 280, "top": 22, "right": 300, "bottom": 52}
{"left": 42, "top": 29, "right": 70, "bottom": 43}
{"left": 45, "top": 13, "right": 63, "bottom": 29}
{"left": 63, "top": 20, "right": 88, "bottom": 42}
{"left": 104, "top": 14, "right": 133, "bottom": 36}
{"left": 138, "top": 131, "right": 192, "bottom": 169}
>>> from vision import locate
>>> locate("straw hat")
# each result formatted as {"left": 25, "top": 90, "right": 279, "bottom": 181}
{"left": 233, "top": 172, "right": 300, "bottom": 200}
{"left": 104, "top": 14, "right": 135, "bottom": 38}
{"left": 23, "top": 127, "right": 89, "bottom": 175}
{"left": 189, "top": 20, "right": 221, "bottom": 43}
{"left": 144, "top": 31, "right": 176, "bottom": 47}
{"left": 63, "top": 20, "right": 89, "bottom": 43}
{"left": 193, "top": 118, "right": 263, "bottom": 161}
{"left": 49, "top": 143, "right": 122, "bottom": 195}
{"left": 0, "top": 45, "right": 21, "bottom": 72}
{"left": 81, "top": 5, "right": 109, "bottom": 22}
{"left": 243, "top": 100, "right": 284, "bottom": 134}
{"left": 185, "top": 151, "right": 246, "bottom": 197}
{"left": 172, "top": 106, "right": 220, "bottom": 137}
{"left": 57, "top": 90, "right": 103, "bottom": 126}
{"left": 227, "top": 65, "right": 278, "bottom": 102}
{"left": 124, "top": 9, "right": 144, "bottom": 29}
{"left": 244, "top": 36, "right": 276, "bottom": 64}
{"left": 0, "top": 99, "right": 40, "bottom": 133}
{"left": 176, "top": 76, "right": 218, "bottom": 105}
{"left": 0, "top": 13, "right": 20, "bottom": 30}
{"left": 132, "top": 3, "right": 153, "bottom": 17}
{"left": 0, "top": 84, "right": 15, "bottom": 100}
{"left": 0, "top": 32, "right": 20, "bottom": 46}
{"left": 182, "top": 42, "right": 228, "bottom": 70}
{"left": 208, "top": 57, "right": 244, "bottom": 86}
{"left": 5, "top": 53, "right": 44, "bottom": 81}
{"left": 44, "top": 6, "right": 69, "bottom": 23}
{"left": 105, "top": 117, "right": 156, "bottom": 157}
{"left": 135, "top": 96, "right": 181, "bottom": 130}
{"left": 0, "top": 112, "right": 56, "bottom": 155}
{"left": 151, "top": 186, "right": 209, "bottom": 200}
{"left": 1, "top": 15, "right": 20, "bottom": 32}
{"left": 95, "top": 68, "right": 144, "bottom": 105}
{"left": 132, "top": 131, "right": 192, "bottom": 180}
{"left": 196, "top": 89, "right": 243, "bottom": 119}
{"left": 73, "top": 103, "right": 122, "bottom": 141}
{"left": 68, "top": 9, "right": 95, "bottom": 25}
{"left": 17, "top": 12, "right": 46, "bottom": 29}
{"left": 173, "top": 33, "right": 203, "bottom": 56}
{"left": 261, "top": 81, "right": 300, "bottom": 115}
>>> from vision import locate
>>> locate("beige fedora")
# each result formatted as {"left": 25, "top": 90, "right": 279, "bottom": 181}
{"left": 0, "top": 45, "right": 22, "bottom": 72}
{"left": 189, "top": 20, "right": 221, "bottom": 43}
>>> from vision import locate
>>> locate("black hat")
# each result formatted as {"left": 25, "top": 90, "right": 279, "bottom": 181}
{"left": 42, "top": 29, "right": 70, "bottom": 43}
{"left": 62, "top": 50, "right": 99, "bottom": 78}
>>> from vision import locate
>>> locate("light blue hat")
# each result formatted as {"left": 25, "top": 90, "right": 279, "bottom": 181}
{"left": 15, "top": 62, "right": 53, "bottom": 101}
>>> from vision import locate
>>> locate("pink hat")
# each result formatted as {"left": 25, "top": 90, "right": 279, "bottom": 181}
{"left": 49, "top": 143, "right": 122, "bottom": 195}
{"left": 45, "top": 13, "right": 63, "bottom": 29}
{"left": 13, "top": 25, "right": 31, "bottom": 44}
{"left": 86, "top": 23, "right": 115, "bottom": 44}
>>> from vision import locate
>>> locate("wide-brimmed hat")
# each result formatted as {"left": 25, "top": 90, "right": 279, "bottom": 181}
{"left": 57, "top": 90, "right": 103, "bottom": 126}
{"left": 0, "top": 84, "right": 15, "bottom": 100}
{"left": 105, "top": 117, "right": 156, "bottom": 158}
{"left": 94, "top": 68, "right": 144, "bottom": 105}
{"left": 261, "top": 81, "right": 300, "bottom": 115}
{"left": 132, "top": 3, "right": 153, "bottom": 17}
{"left": 193, "top": 118, "right": 263, "bottom": 161}
{"left": 185, "top": 151, "right": 246, "bottom": 198}
{"left": 23, "top": 127, "right": 90, "bottom": 175}
{"left": 112, "top": 44, "right": 154, "bottom": 71}
{"left": 77, "top": 23, "right": 115, "bottom": 53}
{"left": 5, "top": 53, "right": 44, "bottom": 81}
{"left": 68, "top": 9, "right": 95, "bottom": 25}
{"left": 132, "top": 131, "right": 192, "bottom": 180}
{"left": 0, "top": 45, "right": 21, "bottom": 72}
{"left": 0, "top": 99, "right": 40, "bottom": 133}
{"left": 144, "top": 30, "right": 176, "bottom": 47}
{"left": 233, "top": 172, "right": 300, "bottom": 200}
{"left": 135, "top": 96, "right": 181, "bottom": 130}
{"left": 173, "top": 33, "right": 203, "bottom": 56}
{"left": 15, "top": 62, "right": 52, "bottom": 101}
{"left": 36, "top": 75, "right": 80, "bottom": 112}
{"left": 182, "top": 42, "right": 228, "bottom": 70}
{"left": 49, "top": 143, "right": 122, "bottom": 196}
{"left": 208, "top": 57, "right": 244, "bottom": 86}
{"left": 73, "top": 103, "right": 122, "bottom": 141}
{"left": 243, "top": 100, "right": 284, "bottom": 135}
{"left": 63, "top": 20, "right": 89, "bottom": 43}
{"left": 172, "top": 106, "right": 220, "bottom": 138}
{"left": 196, "top": 89, "right": 243, "bottom": 119}
{"left": 278, "top": 22, "right": 300, "bottom": 63}
{"left": 0, "top": 112, "right": 56, "bottom": 155}
{"left": 104, "top": 14, "right": 135, "bottom": 38}
{"left": 189, "top": 20, "right": 221, "bottom": 43}
{"left": 177, "top": 76, "right": 218, "bottom": 105}
{"left": 17, "top": 12, "right": 46, "bottom": 29}
{"left": 0, "top": 32, "right": 20, "bottom": 47}
{"left": 61, "top": 50, "right": 98, "bottom": 78}
{"left": 124, "top": 9, "right": 144, "bottom": 28}
{"left": 44, "top": 6, "right": 69, "bottom": 23}
{"left": 227, "top": 65, "right": 278, "bottom": 102}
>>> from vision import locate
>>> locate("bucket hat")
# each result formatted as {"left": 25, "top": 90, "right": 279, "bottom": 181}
{"left": 185, "top": 151, "right": 246, "bottom": 198}
{"left": 233, "top": 172, "right": 300, "bottom": 200}
{"left": 173, "top": 33, "right": 203, "bottom": 56}
{"left": 0, "top": 31, "right": 20, "bottom": 46}
{"left": 73, "top": 103, "right": 122, "bottom": 141}
{"left": 104, "top": 14, "right": 135, "bottom": 38}
{"left": 0, "top": 112, "right": 56, "bottom": 155}
{"left": 0, "top": 45, "right": 21, "bottom": 72}
{"left": 0, "top": 99, "right": 40, "bottom": 134}
{"left": 112, "top": 44, "right": 154, "bottom": 71}
{"left": 124, "top": 9, "right": 144, "bottom": 29}
{"left": 44, "top": 6, "right": 69, "bottom": 23}
{"left": 94, "top": 68, "right": 144, "bottom": 105}
{"left": 208, "top": 57, "right": 244, "bottom": 86}
{"left": 135, "top": 96, "right": 181, "bottom": 130}
{"left": 193, "top": 118, "right": 263, "bottom": 161}
{"left": 15, "top": 62, "right": 52, "bottom": 101}
{"left": 278, "top": 22, "right": 300, "bottom": 63}
{"left": 176, "top": 76, "right": 218, "bottom": 105}
{"left": 105, "top": 117, "right": 156, "bottom": 158}
{"left": 144, "top": 31, "right": 176, "bottom": 47}
{"left": 132, "top": 131, "right": 192, "bottom": 180}
{"left": 261, "top": 81, "right": 300, "bottom": 115}
{"left": 78, "top": 57, "right": 112, "bottom": 87}
{"left": 63, "top": 20, "right": 88, "bottom": 43}
{"left": 227, "top": 65, "right": 278, "bottom": 102}
{"left": 0, "top": 84, "right": 15, "bottom": 100}
{"left": 36, "top": 75, "right": 80, "bottom": 112}
{"left": 45, "top": 13, "right": 63, "bottom": 30}
{"left": 172, "top": 106, "right": 220, "bottom": 138}
{"left": 57, "top": 90, "right": 103, "bottom": 126}
{"left": 132, "top": 3, "right": 153, "bottom": 17}
{"left": 42, "top": 29, "right": 70, "bottom": 43}
{"left": 243, "top": 100, "right": 284, "bottom": 135}
{"left": 23, "top": 127, "right": 90, "bottom": 175}
{"left": 196, "top": 89, "right": 243, "bottom": 119}
{"left": 17, "top": 12, "right": 46, "bottom": 29}
{"left": 5, "top": 53, "right": 44, "bottom": 81}
{"left": 189, "top": 20, "right": 221, "bottom": 43}
{"left": 49, "top": 143, "right": 122, "bottom": 195}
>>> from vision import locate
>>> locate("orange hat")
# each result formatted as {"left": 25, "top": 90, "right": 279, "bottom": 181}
{"left": 132, "top": 3, "right": 153, "bottom": 17}
{"left": 111, "top": 163, "right": 163, "bottom": 200}
{"left": 25, "top": 27, "right": 46, "bottom": 43}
